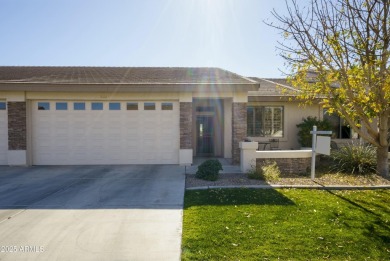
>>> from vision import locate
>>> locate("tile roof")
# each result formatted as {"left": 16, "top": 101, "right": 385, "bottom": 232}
{"left": 0, "top": 66, "right": 255, "bottom": 85}
{"left": 248, "top": 77, "right": 298, "bottom": 96}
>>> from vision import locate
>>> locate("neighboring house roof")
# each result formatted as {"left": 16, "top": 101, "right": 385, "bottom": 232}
{"left": 0, "top": 66, "right": 256, "bottom": 85}
{"left": 248, "top": 77, "right": 299, "bottom": 96}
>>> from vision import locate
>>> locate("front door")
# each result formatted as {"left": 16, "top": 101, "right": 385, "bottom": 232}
{"left": 196, "top": 115, "right": 214, "bottom": 156}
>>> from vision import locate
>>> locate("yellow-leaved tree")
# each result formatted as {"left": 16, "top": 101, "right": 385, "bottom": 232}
{"left": 268, "top": 0, "right": 390, "bottom": 177}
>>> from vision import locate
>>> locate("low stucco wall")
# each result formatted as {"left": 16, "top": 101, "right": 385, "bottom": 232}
{"left": 240, "top": 142, "right": 312, "bottom": 174}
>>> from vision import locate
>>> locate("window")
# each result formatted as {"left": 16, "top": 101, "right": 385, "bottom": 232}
{"left": 91, "top": 102, "right": 103, "bottom": 110}
{"left": 161, "top": 102, "right": 173, "bottom": 110}
{"left": 144, "top": 102, "right": 155, "bottom": 110}
{"left": 38, "top": 102, "right": 50, "bottom": 110}
{"left": 0, "top": 102, "right": 6, "bottom": 110}
{"left": 127, "top": 102, "right": 138, "bottom": 110}
{"left": 323, "top": 109, "right": 351, "bottom": 139}
{"left": 74, "top": 102, "right": 85, "bottom": 110}
{"left": 109, "top": 102, "right": 121, "bottom": 110}
{"left": 56, "top": 102, "right": 68, "bottom": 110}
{"left": 247, "top": 106, "right": 283, "bottom": 137}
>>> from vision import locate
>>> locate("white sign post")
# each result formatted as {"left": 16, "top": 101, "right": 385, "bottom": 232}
{"left": 310, "top": 126, "right": 332, "bottom": 180}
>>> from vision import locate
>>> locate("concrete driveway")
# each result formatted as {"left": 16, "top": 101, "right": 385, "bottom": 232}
{"left": 0, "top": 165, "right": 185, "bottom": 261}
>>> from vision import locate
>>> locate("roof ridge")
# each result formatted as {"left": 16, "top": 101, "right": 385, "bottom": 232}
{"left": 259, "top": 78, "right": 300, "bottom": 92}
{"left": 219, "top": 68, "right": 259, "bottom": 84}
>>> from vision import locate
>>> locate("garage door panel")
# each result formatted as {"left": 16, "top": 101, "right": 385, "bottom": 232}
{"left": 161, "top": 126, "right": 175, "bottom": 133}
{"left": 32, "top": 101, "right": 179, "bottom": 165}
{"left": 125, "top": 137, "right": 139, "bottom": 143}
{"left": 161, "top": 153, "right": 175, "bottom": 161}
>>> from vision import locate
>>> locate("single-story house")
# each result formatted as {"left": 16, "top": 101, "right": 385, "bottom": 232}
{"left": 0, "top": 66, "right": 257, "bottom": 166}
{"left": 0, "top": 66, "right": 351, "bottom": 166}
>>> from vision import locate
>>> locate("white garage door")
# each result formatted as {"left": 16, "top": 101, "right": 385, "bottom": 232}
{"left": 0, "top": 101, "right": 7, "bottom": 165}
{"left": 32, "top": 101, "right": 179, "bottom": 165}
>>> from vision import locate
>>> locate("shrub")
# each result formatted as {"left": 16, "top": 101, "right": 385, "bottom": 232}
{"left": 296, "top": 116, "right": 332, "bottom": 147}
{"left": 262, "top": 161, "right": 281, "bottom": 181}
{"left": 195, "top": 159, "right": 223, "bottom": 181}
{"left": 330, "top": 143, "right": 377, "bottom": 174}
{"left": 247, "top": 162, "right": 263, "bottom": 180}
{"left": 247, "top": 160, "right": 281, "bottom": 182}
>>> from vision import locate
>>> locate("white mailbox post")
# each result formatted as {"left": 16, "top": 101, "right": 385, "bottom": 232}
{"left": 310, "top": 126, "right": 332, "bottom": 180}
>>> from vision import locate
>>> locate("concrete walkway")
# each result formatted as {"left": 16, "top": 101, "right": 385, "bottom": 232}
{"left": 0, "top": 165, "right": 185, "bottom": 261}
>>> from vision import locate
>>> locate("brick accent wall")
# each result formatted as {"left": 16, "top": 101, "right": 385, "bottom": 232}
{"left": 180, "top": 102, "right": 192, "bottom": 149}
{"left": 256, "top": 158, "right": 311, "bottom": 175}
{"left": 8, "top": 102, "right": 27, "bottom": 150}
{"left": 232, "top": 102, "right": 247, "bottom": 164}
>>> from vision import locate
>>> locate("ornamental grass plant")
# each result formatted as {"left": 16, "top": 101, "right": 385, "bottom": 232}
{"left": 330, "top": 143, "right": 377, "bottom": 175}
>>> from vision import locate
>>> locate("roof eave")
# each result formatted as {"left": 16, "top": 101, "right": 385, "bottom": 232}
{"left": 248, "top": 95, "right": 322, "bottom": 103}
{"left": 0, "top": 82, "right": 259, "bottom": 93}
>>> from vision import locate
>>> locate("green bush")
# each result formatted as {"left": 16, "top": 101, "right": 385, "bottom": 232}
{"left": 195, "top": 159, "right": 223, "bottom": 181}
{"left": 247, "top": 163, "right": 263, "bottom": 180}
{"left": 296, "top": 116, "right": 332, "bottom": 147}
{"left": 330, "top": 143, "right": 377, "bottom": 174}
{"left": 248, "top": 161, "right": 281, "bottom": 182}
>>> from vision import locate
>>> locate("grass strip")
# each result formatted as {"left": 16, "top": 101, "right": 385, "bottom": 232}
{"left": 182, "top": 188, "right": 390, "bottom": 260}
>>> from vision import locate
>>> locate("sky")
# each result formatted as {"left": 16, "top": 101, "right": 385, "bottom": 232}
{"left": 0, "top": 0, "right": 295, "bottom": 78}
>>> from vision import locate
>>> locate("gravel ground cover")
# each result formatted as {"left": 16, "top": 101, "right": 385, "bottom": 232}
{"left": 186, "top": 172, "right": 390, "bottom": 188}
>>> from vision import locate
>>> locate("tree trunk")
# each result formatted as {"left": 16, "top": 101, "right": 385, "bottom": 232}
{"left": 377, "top": 146, "right": 389, "bottom": 178}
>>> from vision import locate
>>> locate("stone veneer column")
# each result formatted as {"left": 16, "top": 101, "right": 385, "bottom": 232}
{"left": 180, "top": 102, "right": 192, "bottom": 149}
{"left": 179, "top": 102, "right": 193, "bottom": 165}
{"left": 232, "top": 102, "right": 247, "bottom": 164}
{"left": 8, "top": 102, "right": 27, "bottom": 151}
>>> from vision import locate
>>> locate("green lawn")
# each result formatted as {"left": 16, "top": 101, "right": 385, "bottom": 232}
{"left": 182, "top": 189, "right": 390, "bottom": 260}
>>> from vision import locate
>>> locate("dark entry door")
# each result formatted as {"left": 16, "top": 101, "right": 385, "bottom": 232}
{"left": 196, "top": 115, "right": 214, "bottom": 155}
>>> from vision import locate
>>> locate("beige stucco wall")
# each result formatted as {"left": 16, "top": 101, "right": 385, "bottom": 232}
{"left": 22, "top": 90, "right": 247, "bottom": 102}
{"left": 26, "top": 92, "right": 182, "bottom": 101}
{"left": 247, "top": 101, "right": 321, "bottom": 150}
{"left": 0, "top": 91, "right": 26, "bottom": 102}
